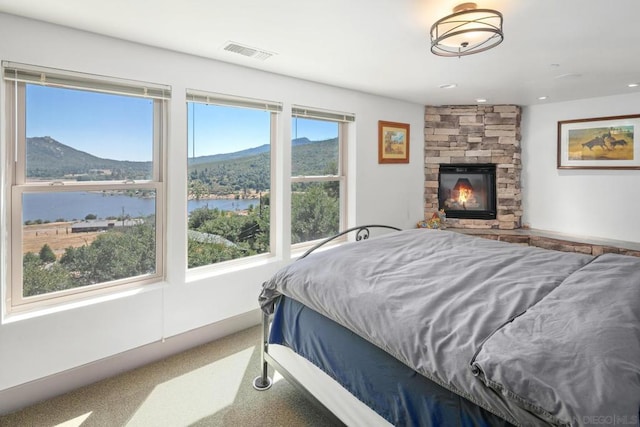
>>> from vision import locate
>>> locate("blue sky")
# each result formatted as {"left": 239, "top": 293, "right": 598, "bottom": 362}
{"left": 26, "top": 84, "right": 339, "bottom": 161}
{"left": 26, "top": 85, "right": 154, "bottom": 162}
{"left": 188, "top": 103, "right": 339, "bottom": 158}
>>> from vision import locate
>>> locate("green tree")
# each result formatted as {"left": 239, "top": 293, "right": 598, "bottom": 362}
{"left": 187, "top": 240, "right": 247, "bottom": 268}
{"left": 39, "top": 244, "right": 56, "bottom": 263}
{"left": 24, "top": 252, "right": 40, "bottom": 264}
{"left": 23, "top": 252, "right": 71, "bottom": 297}
{"left": 323, "top": 161, "right": 340, "bottom": 199}
{"left": 60, "top": 221, "right": 156, "bottom": 286}
{"left": 291, "top": 184, "right": 339, "bottom": 244}
{"left": 186, "top": 204, "right": 270, "bottom": 268}
{"left": 188, "top": 206, "right": 220, "bottom": 229}
{"left": 252, "top": 206, "right": 270, "bottom": 253}
{"left": 188, "top": 179, "right": 208, "bottom": 201}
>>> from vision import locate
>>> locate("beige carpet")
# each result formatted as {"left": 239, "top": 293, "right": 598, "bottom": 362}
{"left": 0, "top": 326, "right": 344, "bottom": 427}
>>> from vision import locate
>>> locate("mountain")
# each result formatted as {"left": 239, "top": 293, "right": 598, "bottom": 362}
{"left": 27, "top": 136, "right": 151, "bottom": 180}
{"left": 292, "top": 137, "right": 313, "bottom": 146}
{"left": 187, "top": 137, "right": 315, "bottom": 166}
{"left": 187, "top": 137, "right": 338, "bottom": 194}
{"left": 291, "top": 138, "right": 338, "bottom": 175}
{"left": 188, "top": 144, "right": 270, "bottom": 166}
{"left": 26, "top": 135, "right": 338, "bottom": 192}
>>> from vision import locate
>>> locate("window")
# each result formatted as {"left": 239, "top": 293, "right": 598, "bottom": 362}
{"left": 291, "top": 106, "right": 353, "bottom": 245}
{"left": 186, "top": 90, "right": 280, "bottom": 269}
{"left": 4, "top": 62, "right": 169, "bottom": 311}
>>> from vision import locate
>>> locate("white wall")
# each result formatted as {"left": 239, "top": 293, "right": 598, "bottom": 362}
{"left": 0, "top": 13, "right": 425, "bottom": 412}
{"left": 522, "top": 92, "right": 640, "bottom": 243}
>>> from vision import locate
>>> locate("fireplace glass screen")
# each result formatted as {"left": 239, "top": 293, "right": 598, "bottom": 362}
{"left": 438, "top": 164, "right": 496, "bottom": 219}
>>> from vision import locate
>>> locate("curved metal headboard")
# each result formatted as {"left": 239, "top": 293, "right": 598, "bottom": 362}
{"left": 298, "top": 224, "right": 402, "bottom": 260}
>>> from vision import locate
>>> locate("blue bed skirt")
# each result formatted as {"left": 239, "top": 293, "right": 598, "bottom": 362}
{"left": 269, "top": 296, "right": 514, "bottom": 427}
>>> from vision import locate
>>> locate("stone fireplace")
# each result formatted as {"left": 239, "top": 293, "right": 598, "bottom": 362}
{"left": 424, "top": 105, "right": 522, "bottom": 229}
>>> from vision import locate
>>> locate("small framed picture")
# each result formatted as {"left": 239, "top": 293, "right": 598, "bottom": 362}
{"left": 378, "top": 120, "right": 410, "bottom": 164}
{"left": 557, "top": 114, "right": 640, "bottom": 169}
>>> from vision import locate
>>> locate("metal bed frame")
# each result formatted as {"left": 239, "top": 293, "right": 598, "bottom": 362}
{"left": 252, "top": 225, "right": 401, "bottom": 406}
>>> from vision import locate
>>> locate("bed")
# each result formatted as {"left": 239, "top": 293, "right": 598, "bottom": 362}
{"left": 253, "top": 226, "right": 640, "bottom": 426}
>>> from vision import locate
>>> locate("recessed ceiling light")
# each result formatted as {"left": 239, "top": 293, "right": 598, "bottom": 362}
{"left": 476, "top": 98, "right": 487, "bottom": 103}
{"left": 439, "top": 83, "right": 457, "bottom": 89}
{"left": 628, "top": 83, "right": 639, "bottom": 88}
{"left": 538, "top": 96, "right": 548, "bottom": 100}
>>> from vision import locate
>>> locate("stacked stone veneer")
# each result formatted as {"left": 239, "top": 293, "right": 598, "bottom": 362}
{"left": 424, "top": 105, "right": 522, "bottom": 229}
{"left": 457, "top": 231, "right": 640, "bottom": 258}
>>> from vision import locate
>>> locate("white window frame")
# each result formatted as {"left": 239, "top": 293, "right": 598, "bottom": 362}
{"left": 3, "top": 62, "right": 170, "bottom": 312}
{"left": 290, "top": 105, "right": 354, "bottom": 248}
{"left": 185, "top": 89, "right": 282, "bottom": 270}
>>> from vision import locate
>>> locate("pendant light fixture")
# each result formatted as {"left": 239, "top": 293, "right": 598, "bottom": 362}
{"left": 430, "top": 2, "right": 503, "bottom": 57}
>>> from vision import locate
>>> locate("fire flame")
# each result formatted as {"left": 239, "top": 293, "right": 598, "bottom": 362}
{"left": 457, "top": 187, "right": 472, "bottom": 204}
{"left": 453, "top": 178, "right": 474, "bottom": 207}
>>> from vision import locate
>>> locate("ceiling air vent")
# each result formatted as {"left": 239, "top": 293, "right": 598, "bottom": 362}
{"left": 223, "top": 42, "right": 274, "bottom": 61}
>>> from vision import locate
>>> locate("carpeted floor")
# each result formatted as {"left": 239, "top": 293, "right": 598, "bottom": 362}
{"left": 0, "top": 326, "right": 344, "bottom": 427}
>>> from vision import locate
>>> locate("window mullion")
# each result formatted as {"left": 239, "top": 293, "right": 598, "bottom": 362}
{"left": 153, "top": 99, "right": 163, "bottom": 182}
{"left": 291, "top": 175, "right": 340, "bottom": 183}
{"left": 14, "top": 82, "right": 26, "bottom": 185}
{"left": 339, "top": 122, "right": 348, "bottom": 231}
{"left": 10, "top": 187, "right": 23, "bottom": 309}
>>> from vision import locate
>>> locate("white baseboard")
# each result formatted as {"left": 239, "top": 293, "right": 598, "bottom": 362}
{"left": 0, "top": 309, "right": 261, "bottom": 415}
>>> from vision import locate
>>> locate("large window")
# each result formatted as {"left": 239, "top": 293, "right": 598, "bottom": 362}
{"left": 291, "top": 106, "right": 352, "bottom": 245}
{"left": 4, "top": 62, "right": 169, "bottom": 311}
{"left": 186, "top": 90, "right": 280, "bottom": 269}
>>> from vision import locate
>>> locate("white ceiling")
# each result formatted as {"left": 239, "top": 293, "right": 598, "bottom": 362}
{"left": 1, "top": 0, "right": 639, "bottom": 106}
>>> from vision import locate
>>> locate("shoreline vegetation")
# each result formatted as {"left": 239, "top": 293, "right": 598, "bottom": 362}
{"left": 23, "top": 190, "right": 265, "bottom": 257}
{"left": 187, "top": 191, "right": 263, "bottom": 201}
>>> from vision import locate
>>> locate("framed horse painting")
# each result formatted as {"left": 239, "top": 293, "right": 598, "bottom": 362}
{"left": 558, "top": 114, "right": 640, "bottom": 169}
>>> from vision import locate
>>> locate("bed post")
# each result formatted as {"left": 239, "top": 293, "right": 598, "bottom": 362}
{"left": 252, "top": 310, "right": 273, "bottom": 391}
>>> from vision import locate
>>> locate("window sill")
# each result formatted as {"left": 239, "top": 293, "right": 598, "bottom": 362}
{"left": 290, "top": 238, "right": 345, "bottom": 260}
{"left": 185, "top": 239, "right": 348, "bottom": 284}
{"left": 3, "top": 281, "right": 168, "bottom": 324}
{"left": 185, "top": 253, "right": 280, "bottom": 283}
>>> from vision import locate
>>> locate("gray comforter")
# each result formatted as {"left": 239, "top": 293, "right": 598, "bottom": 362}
{"left": 259, "top": 229, "right": 640, "bottom": 426}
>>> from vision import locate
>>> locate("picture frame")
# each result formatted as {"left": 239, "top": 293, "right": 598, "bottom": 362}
{"left": 378, "top": 120, "right": 410, "bottom": 164}
{"left": 557, "top": 114, "right": 640, "bottom": 169}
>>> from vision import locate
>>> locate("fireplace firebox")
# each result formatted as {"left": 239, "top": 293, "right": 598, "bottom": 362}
{"left": 438, "top": 164, "right": 497, "bottom": 220}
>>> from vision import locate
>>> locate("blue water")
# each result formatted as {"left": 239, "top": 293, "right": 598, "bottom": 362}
{"left": 22, "top": 192, "right": 259, "bottom": 222}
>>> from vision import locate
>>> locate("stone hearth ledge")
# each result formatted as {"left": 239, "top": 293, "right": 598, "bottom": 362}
{"left": 448, "top": 228, "right": 640, "bottom": 257}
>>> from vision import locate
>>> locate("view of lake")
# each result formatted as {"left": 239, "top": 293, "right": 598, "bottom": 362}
{"left": 23, "top": 192, "right": 259, "bottom": 222}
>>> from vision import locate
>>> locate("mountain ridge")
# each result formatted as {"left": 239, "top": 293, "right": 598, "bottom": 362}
{"left": 27, "top": 136, "right": 337, "bottom": 188}
{"left": 27, "top": 136, "right": 151, "bottom": 180}
{"left": 187, "top": 137, "right": 315, "bottom": 165}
